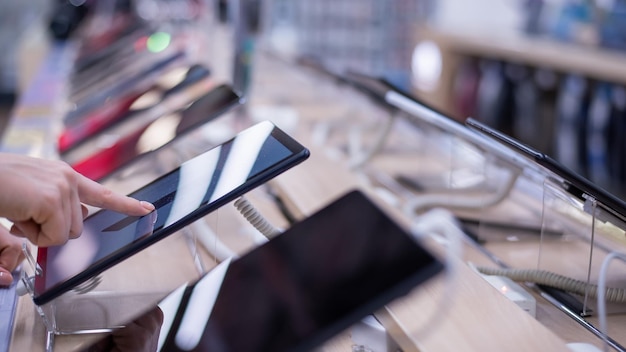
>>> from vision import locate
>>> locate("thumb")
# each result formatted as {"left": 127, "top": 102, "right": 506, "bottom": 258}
{"left": 0, "top": 237, "right": 26, "bottom": 276}
{"left": 0, "top": 268, "right": 14, "bottom": 287}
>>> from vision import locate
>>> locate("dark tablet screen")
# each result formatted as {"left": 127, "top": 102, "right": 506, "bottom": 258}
{"left": 83, "top": 190, "right": 443, "bottom": 352}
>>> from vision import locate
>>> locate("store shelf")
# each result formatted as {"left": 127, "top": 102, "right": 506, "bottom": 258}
{"left": 418, "top": 25, "right": 626, "bottom": 84}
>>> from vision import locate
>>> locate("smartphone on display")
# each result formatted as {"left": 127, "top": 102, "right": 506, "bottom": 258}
{"left": 59, "top": 64, "right": 212, "bottom": 154}
{"left": 84, "top": 190, "right": 443, "bottom": 352}
{"left": 67, "top": 84, "right": 242, "bottom": 181}
{"left": 465, "top": 117, "right": 626, "bottom": 224}
{"left": 72, "top": 20, "right": 151, "bottom": 74}
{"left": 66, "top": 49, "right": 186, "bottom": 125}
{"left": 34, "top": 121, "right": 310, "bottom": 306}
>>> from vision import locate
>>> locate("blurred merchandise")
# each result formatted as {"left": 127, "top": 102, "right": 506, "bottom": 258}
{"left": 451, "top": 57, "right": 481, "bottom": 119}
{"left": 598, "top": 0, "right": 626, "bottom": 50}
{"left": 554, "top": 74, "right": 590, "bottom": 177}
{"left": 523, "top": 0, "right": 546, "bottom": 34}
{"left": 48, "top": 0, "right": 92, "bottom": 40}
{"left": 513, "top": 67, "right": 559, "bottom": 155}
{"left": 473, "top": 60, "right": 516, "bottom": 136}
{"left": 607, "top": 85, "right": 626, "bottom": 195}
{"left": 58, "top": 0, "right": 213, "bottom": 123}
{"left": 58, "top": 64, "right": 211, "bottom": 154}
{"left": 512, "top": 66, "right": 542, "bottom": 150}
{"left": 532, "top": 68, "right": 559, "bottom": 154}
{"left": 449, "top": 57, "right": 626, "bottom": 198}
{"left": 0, "top": 1, "right": 50, "bottom": 97}
{"left": 263, "top": 0, "right": 435, "bottom": 90}
{"left": 133, "top": 0, "right": 206, "bottom": 24}
{"left": 550, "top": 0, "right": 598, "bottom": 45}
{"left": 586, "top": 82, "right": 612, "bottom": 189}
{"left": 528, "top": 0, "right": 626, "bottom": 51}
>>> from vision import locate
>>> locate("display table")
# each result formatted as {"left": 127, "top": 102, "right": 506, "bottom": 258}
{"left": 6, "top": 21, "right": 626, "bottom": 352}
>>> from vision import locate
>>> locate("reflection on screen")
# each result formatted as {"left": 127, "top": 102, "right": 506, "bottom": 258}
{"left": 152, "top": 191, "right": 442, "bottom": 352}
{"left": 70, "top": 84, "right": 241, "bottom": 182}
{"left": 36, "top": 121, "right": 300, "bottom": 301}
{"left": 40, "top": 211, "right": 158, "bottom": 295}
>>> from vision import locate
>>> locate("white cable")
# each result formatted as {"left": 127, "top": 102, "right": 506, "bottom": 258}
{"left": 349, "top": 111, "right": 398, "bottom": 170}
{"left": 405, "top": 207, "right": 464, "bottom": 338}
{"left": 191, "top": 195, "right": 281, "bottom": 264}
{"left": 478, "top": 258, "right": 626, "bottom": 352}
{"left": 234, "top": 196, "right": 282, "bottom": 240}
{"left": 190, "top": 220, "right": 238, "bottom": 262}
{"left": 182, "top": 226, "right": 207, "bottom": 274}
{"left": 403, "top": 166, "right": 521, "bottom": 215}
{"left": 475, "top": 266, "right": 626, "bottom": 303}
{"left": 597, "top": 252, "right": 626, "bottom": 352}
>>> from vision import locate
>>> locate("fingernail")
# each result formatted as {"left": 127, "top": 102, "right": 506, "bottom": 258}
{"left": 141, "top": 201, "right": 155, "bottom": 212}
{"left": 0, "top": 271, "right": 13, "bottom": 287}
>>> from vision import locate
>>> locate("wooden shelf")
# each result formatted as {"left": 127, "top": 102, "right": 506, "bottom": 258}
{"left": 418, "top": 25, "right": 626, "bottom": 84}
{"left": 412, "top": 24, "right": 626, "bottom": 121}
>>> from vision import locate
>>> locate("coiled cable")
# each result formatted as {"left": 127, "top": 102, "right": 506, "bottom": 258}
{"left": 234, "top": 196, "right": 282, "bottom": 240}
{"left": 402, "top": 166, "right": 522, "bottom": 215}
{"left": 475, "top": 266, "right": 626, "bottom": 303}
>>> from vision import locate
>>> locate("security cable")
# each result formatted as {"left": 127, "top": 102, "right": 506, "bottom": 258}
{"left": 598, "top": 252, "right": 626, "bottom": 352}
{"left": 234, "top": 196, "right": 282, "bottom": 240}
{"left": 348, "top": 109, "right": 399, "bottom": 170}
{"left": 475, "top": 266, "right": 626, "bottom": 303}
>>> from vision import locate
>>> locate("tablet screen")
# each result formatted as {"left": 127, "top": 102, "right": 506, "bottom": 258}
{"left": 68, "top": 84, "right": 241, "bottom": 181}
{"left": 34, "top": 121, "right": 309, "bottom": 305}
{"left": 83, "top": 190, "right": 443, "bottom": 352}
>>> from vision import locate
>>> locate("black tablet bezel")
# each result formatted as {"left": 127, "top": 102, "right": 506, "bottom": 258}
{"left": 466, "top": 117, "right": 626, "bottom": 223}
{"left": 33, "top": 121, "right": 310, "bottom": 306}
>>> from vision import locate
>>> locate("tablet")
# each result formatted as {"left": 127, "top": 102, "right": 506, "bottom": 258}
{"left": 58, "top": 64, "right": 212, "bottom": 154}
{"left": 66, "top": 48, "right": 186, "bottom": 125}
{"left": 67, "top": 84, "right": 241, "bottom": 181}
{"left": 465, "top": 117, "right": 626, "bottom": 225}
{"left": 33, "top": 120, "right": 310, "bottom": 306}
{"left": 84, "top": 190, "right": 443, "bottom": 352}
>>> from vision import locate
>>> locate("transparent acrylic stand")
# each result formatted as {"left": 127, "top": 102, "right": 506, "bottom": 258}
{"left": 19, "top": 225, "right": 205, "bottom": 352}
{"left": 535, "top": 178, "right": 626, "bottom": 350}
{"left": 399, "top": 132, "right": 523, "bottom": 220}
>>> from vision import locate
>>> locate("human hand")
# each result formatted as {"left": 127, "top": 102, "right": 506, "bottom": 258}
{"left": 0, "top": 153, "right": 155, "bottom": 247}
{"left": 0, "top": 225, "right": 25, "bottom": 287}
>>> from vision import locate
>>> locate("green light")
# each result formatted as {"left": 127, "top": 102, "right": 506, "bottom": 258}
{"left": 146, "top": 32, "right": 171, "bottom": 53}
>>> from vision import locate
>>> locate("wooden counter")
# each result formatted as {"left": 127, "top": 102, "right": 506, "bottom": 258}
{"left": 6, "top": 21, "right": 626, "bottom": 352}
{"left": 267, "top": 143, "right": 571, "bottom": 352}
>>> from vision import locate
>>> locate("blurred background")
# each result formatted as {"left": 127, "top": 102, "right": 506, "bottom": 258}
{"left": 1, "top": 0, "right": 626, "bottom": 194}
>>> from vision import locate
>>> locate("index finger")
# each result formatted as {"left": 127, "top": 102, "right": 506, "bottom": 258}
{"left": 76, "top": 174, "right": 155, "bottom": 216}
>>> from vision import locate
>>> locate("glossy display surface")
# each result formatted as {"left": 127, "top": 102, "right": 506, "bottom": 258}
{"left": 34, "top": 121, "right": 310, "bottom": 305}
{"left": 59, "top": 64, "right": 211, "bottom": 154}
{"left": 70, "top": 84, "right": 241, "bottom": 181}
{"left": 151, "top": 190, "right": 442, "bottom": 352}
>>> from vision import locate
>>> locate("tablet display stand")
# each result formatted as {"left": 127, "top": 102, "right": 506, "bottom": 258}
{"left": 534, "top": 177, "right": 626, "bottom": 350}
{"left": 16, "top": 118, "right": 258, "bottom": 351}
{"left": 450, "top": 123, "right": 626, "bottom": 349}
{"left": 399, "top": 130, "right": 522, "bottom": 219}
{"left": 538, "top": 177, "right": 626, "bottom": 311}
{"left": 18, "top": 228, "right": 205, "bottom": 347}
{"left": 410, "top": 125, "right": 496, "bottom": 193}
